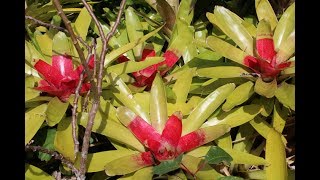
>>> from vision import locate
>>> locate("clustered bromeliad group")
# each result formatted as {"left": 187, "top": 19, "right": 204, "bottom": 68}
{"left": 27, "top": 0, "right": 295, "bottom": 179}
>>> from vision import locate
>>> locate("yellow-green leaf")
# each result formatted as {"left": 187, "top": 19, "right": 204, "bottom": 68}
{"left": 203, "top": 104, "right": 261, "bottom": 128}
{"left": 74, "top": 7, "right": 92, "bottom": 40}
{"left": 272, "top": 100, "right": 289, "bottom": 133}
{"left": 132, "top": 167, "right": 153, "bottom": 180}
{"left": 222, "top": 81, "right": 254, "bottom": 111}
{"left": 54, "top": 117, "right": 76, "bottom": 162}
{"left": 79, "top": 112, "right": 145, "bottom": 152}
{"left": 214, "top": 6, "right": 253, "bottom": 55}
{"left": 265, "top": 128, "right": 288, "bottom": 180}
{"left": 197, "top": 66, "right": 249, "bottom": 79}
{"left": 104, "top": 25, "right": 164, "bottom": 67}
{"left": 107, "top": 57, "right": 164, "bottom": 75}
{"left": 274, "top": 81, "right": 295, "bottom": 110}
{"left": 182, "top": 83, "right": 235, "bottom": 135}
{"left": 25, "top": 164, "right": 53, "bottom": 180}
{"left": 223, "top": 148, "right": 267, "bottom": 165}
{"left": 106, "top": 73, "right": 150, "bottom": 123}
{"left": 273, "top": 2, "right": 295, "bottom": 50}
{"left": 52, "top": 31, "right": 72, "bottom": 56}
{"left": 150, "top": 73, "right": 168, "bottom": 133}
{"left": 74, "top": 150, "right": 136, "bottom": 172}
{"left": 206, "top": 36, "right": 247, "bottom": 64}
{"left": 104, "top": 152, "right": 151, "bottom": 176}
{"left": 276, "top": 30, "right": 295, "bottom": 64}
{"left": 181, "top": 155, "right": 223, "bottom": 179}
{"left": 125, "top": 6, "right": 144, "bottom": 59}
{"left": 35, "top": 33, "right": 52, "bottom": 58}
{"left": 255, "top": 0, "right": 278, "bottom": 30}
{"left": 254, "top": 77, "right": 277, "bottom": 98}
{"left": 46, "top": 97, "right": 69, "bottom": 126}
{"left": 25, "top": 104, "right": 47, "bottom": 145}
{"left": 172, "top": 68, "right": 195, "bottom": 104}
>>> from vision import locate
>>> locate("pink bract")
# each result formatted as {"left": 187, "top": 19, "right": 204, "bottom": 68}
{"left": 117, "top": 49, "right": 179, "bottom": 88}
{"left": 34, "top": 55, "right": 94, "bottom": 102}
{"left": 243, "top": 38, "right": 291, "bottom": 80}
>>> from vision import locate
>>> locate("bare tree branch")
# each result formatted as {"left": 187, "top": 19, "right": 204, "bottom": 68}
{"left": 52, "top": 0, "right": 94, "bottom": 82}
{"left": 25, "top": 145, "right": 80, "bottom": 177}
{"left": 25, "top": 15, "right": 68, "bottom": 33}
{"left": 71, "top": 52, "right": 93, "bottom": 157}
{"left": 78, "top": 0, "right": 127, "bottom": 178}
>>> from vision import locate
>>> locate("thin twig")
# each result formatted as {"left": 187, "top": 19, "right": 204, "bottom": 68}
{"left": 25, "top": 15, "right": 68, "bottom": 33}
{"left": 52, "top": 0, "right": 93, "bottom": 79}
{"left": 78, "top": 0, "right": 127, "bottom": 178}
{"left": 71, "top": 52, "right": 93, "bottom": 157}
{"left": 25, "top": 145, "right": 80, "bottom": 177}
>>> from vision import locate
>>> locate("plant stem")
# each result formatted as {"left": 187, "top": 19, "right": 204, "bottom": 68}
{"left": 78, "top": 0, "right": 127, "bottom": 178}
{"left": 25, "top": 15, "right": 68, "bottom": 33}
{"left": 25, "top": 145, "right": 80, "bottom": 177}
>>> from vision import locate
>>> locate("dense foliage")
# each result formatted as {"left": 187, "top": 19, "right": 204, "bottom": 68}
{"left": 25, "top": 0, "right": 295, "bottom": 179}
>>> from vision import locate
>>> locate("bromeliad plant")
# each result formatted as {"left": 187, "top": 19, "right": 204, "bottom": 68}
{"left": 205, "top": 0, "right": 295, "bottom": 98}
{"left": 103, "top": 73, "right": 231, "bottom": 177}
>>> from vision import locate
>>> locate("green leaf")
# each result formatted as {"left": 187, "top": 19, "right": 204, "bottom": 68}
{"left": 222, "top": 81, "right": 254, "bottom": 111}
{"left": 25, "top": 164, "right": 53, "bottom": 180}
{"left": 203, "top": 104, "right": 261, "bottom": 128}
{"left": 104, "top": 25, "right": 164, "bottom": 67}
{"left": 38, "top": 128, "right": 56, "bottom": 162}
{"left": 74, "top": 150, "right": 136, "bottom": 172}
{"left": 232, "top": 123, "right": 255, "bottom": 152}
{"left": 125, "top": 6, "right": 144, "bottom": 59}
{"left": 46, "top": 97, "right": 69, "bottom": 126}
{"left": 218, "top": 176, "right": 244, "bottom": 180}
{"left": 150, "top": 73, "right": 168, "bottom": 133}
{"left": 255, "top": 0, "right": 278, "bottom": 30}
{"left": 213, "top": 6, "right": 253, "bottom": 55}
{"left": 107, "top": 57, "right": 164, "bottom": 75}
{"left": 206, "top": 36, "right": 247, "bottom": 64}
{"left": 265, "top": 128, "right": 287, "bottom": 180}
{"left": 54, "top": 117, "right": 76, "bottom": 162}
{"left": 182, "top": 83, "right": 235, "bottom": 135}
{"left": 275, "top": 81, "right": 295, "bottom": 110}
{"left": 205, "top": 146, "right": 233, "bottom": 166}
{"left": 273, "top": 2, "right": 295, "bottom": 50}
{"left": 153, "top": 154, "right": 183, "bottom": 175}
{"left": 25, "top": 104, "right": 48, "bottom": 145}
{"left": 74, "top": 7, "right": 92, "bottom": 40}
{"left": 254, "top": 77, "right": 277, "bottom": 98}
{"left": 52, "top": 32, "right": 72, "bottom": 56}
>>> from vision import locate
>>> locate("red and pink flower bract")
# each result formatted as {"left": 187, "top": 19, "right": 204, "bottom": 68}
{"left": 117, "top": 49, "right": 179, "bottom": 88}
{"left": 124, "top": 111, "right": 214, "bottom": 162}
{"left": 243, "top": 32, "right": 291, "bottom": 80}
{"left": 34, "top": 55, "right": 94, "bottom": 102}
